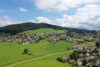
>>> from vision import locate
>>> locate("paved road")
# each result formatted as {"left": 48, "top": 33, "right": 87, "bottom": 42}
{"left": 6, "top": 51, "right": 69, "bottom": 67}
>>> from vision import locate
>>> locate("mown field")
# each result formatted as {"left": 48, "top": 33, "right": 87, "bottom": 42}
{"left": 0, "top": 40, "right": 95, "bottom": 67}
{"left": 0, "top": 40, "right": 72, "bottom": 67}
{"left": 14, "top": 52, "right": 72, "bottom": 67}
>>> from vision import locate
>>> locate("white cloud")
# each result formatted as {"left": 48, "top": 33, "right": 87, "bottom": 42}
{"left": 34, "top": 0, "right": 100, "bottom": 11}
{"left": 32, "top": 4, "right": 100, "bottom": 30}
{"left": 32, "top": 0, "right": 100, "bottom": 30}
{"left": 31, "top": 16, "right": 53, "bottom": 25}
{"left": 0, "top": 16, "right": 22, "bottom": 27}
{"left": 0, "top": 0, "right": 100, "bottom": 30}
{"left": 19, "top": 7, "right": 28, "bottom": 12}
{"left": 55, "top": 4, "right": 100, "bottom": 30}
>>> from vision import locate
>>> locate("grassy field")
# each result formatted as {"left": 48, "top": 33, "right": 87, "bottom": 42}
{"left": 23, "top": 28, "right": 66, "bottom": 34}
{"left": 0, "top": 40, "right": 95, "bottom": 67}
{"left": 0, "top": 28, "right": 96, "bottom": 67}
{"left": 15, "top": 51, "right": 71, "bottom": 67}
{"left": 0, "top": 40, "right": 72, "bottom": 67}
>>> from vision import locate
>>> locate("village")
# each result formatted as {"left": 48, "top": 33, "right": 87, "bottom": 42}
{"left": 57, "top": 42, "right": 100, "bottom": 67}
{"left": 0, "top": 32, "right": 99, "bottom": 67}
{"left": 0, "top": 31, "right": 100, "bottom": 67}
{"left": 0, "top": 32, "right": 100, "bottom": 44}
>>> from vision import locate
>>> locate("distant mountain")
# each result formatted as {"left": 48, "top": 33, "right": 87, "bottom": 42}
{"left": 0, "top": 22, "right": 97, "bottom": 35}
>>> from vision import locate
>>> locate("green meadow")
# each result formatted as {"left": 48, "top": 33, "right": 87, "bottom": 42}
{"left": 0, "top": 40, "right": 72, "bottom": 67}
{"left": 0, "top": 40, "right": 95, "bottom": 67}
{"left": 24, "top": 28, "right": 66, "bottom": 34}
{"left": 0, "top": 29, "right": 96, "bottom": 67}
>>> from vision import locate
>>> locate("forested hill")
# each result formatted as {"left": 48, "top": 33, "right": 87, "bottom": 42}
{"left": 0, "top": 22, "right": 97, "bottom": 34}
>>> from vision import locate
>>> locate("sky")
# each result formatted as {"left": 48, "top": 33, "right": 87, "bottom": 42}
{"left": 0, "top": 0, "right": 100, "bottom": 30}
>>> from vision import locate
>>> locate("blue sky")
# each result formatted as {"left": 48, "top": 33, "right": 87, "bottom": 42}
{"left": 0, "top": 0, "right": 100, "bottom": 30}
{"left": 0, "top": 0, "right": 65, "bottom": 20}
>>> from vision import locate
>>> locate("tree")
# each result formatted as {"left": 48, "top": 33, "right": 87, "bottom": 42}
{"left": 57, "top": 57, "right": 63, "bottom": 62}
{"left": 96, "top": 41, "right": 100, "bottom": 48}
{"left": 56, "top": 57, "right": 67, "bottom": 63}
{"left": 82, "top": 59, "right": 88, "bottom": 66}
{"left": 70, "top": 50, "right": 80, "bottom": 60}
{"left": 23, "top": 48, "right": 29, "bottom": 54}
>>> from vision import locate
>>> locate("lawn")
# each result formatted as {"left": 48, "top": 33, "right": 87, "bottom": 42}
{"left": 0, "top": 40, "right": 70, "bottom": 67}
{"left": 23, "top": 28, "right": 66, "bottom": 34}
{"left": 0, "top": 39, "right": 95, "bottom": 67}
{"left": 14, "top": 51, "right": 72, "bottom": 67}
{"left": 14, "top": 60, "right": 71, "bottom": 67}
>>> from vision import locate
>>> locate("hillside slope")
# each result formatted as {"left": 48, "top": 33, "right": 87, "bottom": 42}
{"left": 0, "top": 22, "right": 97, "bottom": 34}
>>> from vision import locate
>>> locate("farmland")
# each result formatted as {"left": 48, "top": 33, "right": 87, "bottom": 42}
{"left": 0, "top": 40, "right": 71, "bottom": 67}
{"left": 0, "top": 27, "right": 97, "bottom": 67}
{"left": 0, "top": 39, "right": 95, "bottom": 67}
